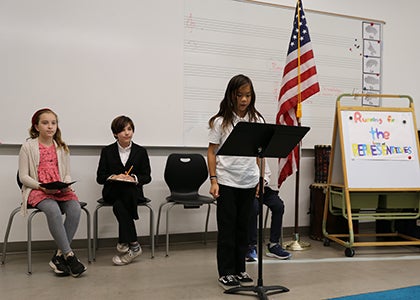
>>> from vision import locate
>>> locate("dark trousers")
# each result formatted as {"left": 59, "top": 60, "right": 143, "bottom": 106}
{"left": 113, "top": 200, "right": 137, "bottom": 244}
{"left": 103, "top": 183, "right": 139, "bottom": 244}
{"left": 217, "top": 184, "right": 255, "bottom": 277}
{"left": 248, "top": 187, "right": 284, "bottom": 245}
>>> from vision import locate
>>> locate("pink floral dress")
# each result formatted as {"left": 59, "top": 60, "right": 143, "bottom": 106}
{"left": 28, "top": 143, "right": 78, "bottom": 207}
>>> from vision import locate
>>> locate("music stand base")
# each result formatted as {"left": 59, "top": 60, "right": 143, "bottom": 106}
{"left": 283, "top": 233, "right": 311, "bottom": 251}
{"left": 224, "top": 284, "right": 289, "bottom": 300}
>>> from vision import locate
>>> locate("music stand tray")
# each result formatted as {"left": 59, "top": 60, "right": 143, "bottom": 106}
{"left": 217, "top": 122, "right": 310, "bottom": 299}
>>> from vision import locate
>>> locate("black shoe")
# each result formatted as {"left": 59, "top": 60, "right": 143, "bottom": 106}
{"left": 236, "top": 272, "right": 254, "bottom": 286}
{"left": 266, "top": 243, "right": 292, "bottom": 260}
{"left": 65, "top": 253, "right": 87, "bottom": 278}
{"left": 49, "top": 251, "right": 70, "bottom": 276}
{"left": 218, "top": 275, "right": 240, "bottom": 290}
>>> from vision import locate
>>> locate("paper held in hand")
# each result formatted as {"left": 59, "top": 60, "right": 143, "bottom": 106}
{"left": 108, "top": 178, "right": 137, "bottom": 184}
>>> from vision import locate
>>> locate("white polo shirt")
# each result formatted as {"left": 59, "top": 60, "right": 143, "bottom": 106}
{"left": 208, "top": 113, "right": 262, "bottom": 189}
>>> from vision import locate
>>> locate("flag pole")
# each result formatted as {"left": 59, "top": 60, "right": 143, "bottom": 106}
{"left": 283, "top": 0, "right": 311, "bottom": 251}
{"left": 283, "top": 140, "right": 311, "bottom": 251}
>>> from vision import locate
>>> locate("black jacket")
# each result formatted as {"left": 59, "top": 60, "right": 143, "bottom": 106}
{"left": 96, "top": 142, "right": 151, "bottom": 218}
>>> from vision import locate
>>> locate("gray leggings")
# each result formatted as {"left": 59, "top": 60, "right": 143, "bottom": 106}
{"left": 36, "top": 199, "right": 81, "bottom": 254}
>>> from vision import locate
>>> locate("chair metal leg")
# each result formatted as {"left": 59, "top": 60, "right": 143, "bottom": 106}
{"left": 204, "top": 202, "right": 217, "bottom": 245}
{"left": 94, "top": 202, "right": 154, "bottom": 259}
{"left": 27, "top": 209, "right": 41, "bottom": 275}
{"left": 165, "top": 203, "right": 177, "bottom": 256}
{"left": 3, "top": 204, "right": 91, "bottom": 273}
{"left": 92, "top": 203, "right": 103, "bottom": 261}
{"left": 204, "top": 204, "right": 211, "bottom": 244}
{"left": 141, "top": 203, "right": 155, "bottom": 258}
{"left": 2, "top": 207, "right": 21, "bottom": 264}
{"left": 157, "top": 202, "right": 215, "bottom": 256}
{"left": 156, "top": 202, "right": 172, "bottom": 246}
{"left": 149, "top": 207, "right": 155, "bottom": 258}
{"left": 155, "top": 202, "right": 165, "bottom": 245}
{"left": 81, "top": 206, "right": 92, "bottom": 263}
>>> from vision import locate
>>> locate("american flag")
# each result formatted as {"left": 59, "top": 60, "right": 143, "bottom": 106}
{"left": 276, "top": 0, "right": 320, "bottom": 187}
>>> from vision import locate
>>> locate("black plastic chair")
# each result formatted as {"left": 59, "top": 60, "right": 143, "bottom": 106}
{"left": 156, "top": 153, "right": 216, "bottom": 256}
{"left": 2, "top": 174, "right": 92, "bottom": 274}
{"left": 93, "top": 197, "right": 155, "bottom": 259}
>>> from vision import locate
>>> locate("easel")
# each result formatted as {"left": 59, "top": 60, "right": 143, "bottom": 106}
{"left": 323, "top": 94, "right": 420, "bottom": 257}
{"left": 217, "top": 122, "right": 310, "bottom": 299}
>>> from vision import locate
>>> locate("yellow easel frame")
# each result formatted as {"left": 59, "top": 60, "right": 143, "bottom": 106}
{"left": 323, "top": 94, "right": 420, "bottom": 257}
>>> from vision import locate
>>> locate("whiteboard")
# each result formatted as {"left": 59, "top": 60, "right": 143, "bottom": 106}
{"left": 0, "top": 0, "right": 380, "bottom": 146}
{"left": 339, "top": 109, "right": 420, "bottom": 189}
{"left": 182, "top": 0, "right": 378, "bottom": 147}
{"left": 0, "top": 0, "right": 184, "bottom": 146}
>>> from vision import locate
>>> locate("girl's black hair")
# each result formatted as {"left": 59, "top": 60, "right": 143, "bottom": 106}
{"left": 209, "top": 74, "right": 264, "bottom": 130}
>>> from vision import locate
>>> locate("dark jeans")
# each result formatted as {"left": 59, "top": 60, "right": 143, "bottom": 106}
{"left": 217, "top": 184, "right": 255, "bottom": 277}
{"left": 248, "top": 186, "right": 285, "bottom": 246}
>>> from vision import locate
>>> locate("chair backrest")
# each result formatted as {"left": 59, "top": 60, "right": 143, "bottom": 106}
{"left": 164, "top": 153, "right": 208, "bottom": 197}
{"left": 17, "top": 171, "right": 23, "bottom": 190}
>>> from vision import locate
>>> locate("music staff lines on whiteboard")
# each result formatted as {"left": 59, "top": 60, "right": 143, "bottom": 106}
{"left": 184, "top": 64, "right": 279, "bottom": 83}
{"left": 185, "top": 89, "right": 276, "bottom": 109}
{"left": 185, "top": 87, "right": 223, "bottom": 101}
{"left": 315, "top": 55, "right": 360, "bottom": 69}
{"left": 303, "top": 100, "right": 332, "bottom": 109}
{"left": 257, "top": 91, "right": 277, "bottom": 102}
{"left": 184, "top": 15, "right": 288, "bottom": 40}
{"left": 301, "top": 116, "right": 333, "bottom": 128}
{"left": 313, "top": 33, "right": 354, "bottom": 48}
{"left": 318, "top": 75, "right": 359, "bottom": 90}
{"left": 184, "top": 40, "right": 283, "bottom": 61}
{"left": 184, "top": 111, "right": 212, "bottom": 124}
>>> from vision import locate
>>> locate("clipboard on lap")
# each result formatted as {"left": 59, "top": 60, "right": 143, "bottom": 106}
{"left": 40, "top": 181, "right": 76, "bottom": 189}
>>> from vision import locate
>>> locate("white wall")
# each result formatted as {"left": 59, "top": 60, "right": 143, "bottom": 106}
{"left": 0, "top": 147, "right": 312, "bottom": 242}
{"left": 0, "top": 0, "right": 418, "bottom": 243}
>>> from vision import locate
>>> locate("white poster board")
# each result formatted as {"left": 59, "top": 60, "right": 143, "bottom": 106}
{"left": 339, "top": 109, "right": 420, "bottom": 189}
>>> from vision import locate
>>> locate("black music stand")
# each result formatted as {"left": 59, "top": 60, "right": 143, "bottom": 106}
{"left": 217, "top": 122, "right": 310, "bottom": 300}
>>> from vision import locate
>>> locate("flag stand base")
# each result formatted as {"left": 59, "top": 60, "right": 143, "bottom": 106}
{"left": 283, "top": 233, "right": 311, "bottom": 251}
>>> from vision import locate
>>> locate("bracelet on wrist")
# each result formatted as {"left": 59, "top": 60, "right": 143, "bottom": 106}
{"left": 209, "top": 175, "right": 217, "bottom": 180}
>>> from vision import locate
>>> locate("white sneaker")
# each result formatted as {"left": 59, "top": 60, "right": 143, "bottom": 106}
{"left": 116, "top": 243, "right": 129, "bottom": 253}
{"left": 112, "top": 247, "right": 142, "bottom": 266}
